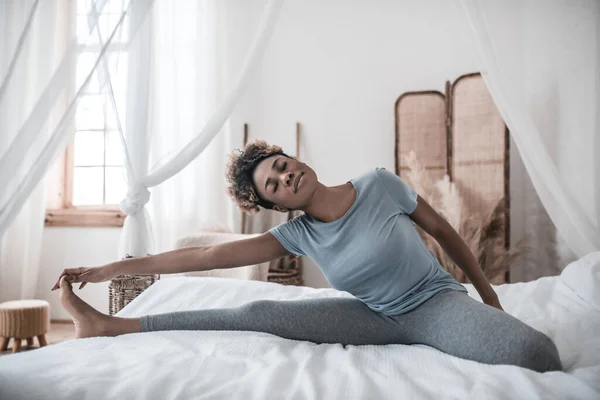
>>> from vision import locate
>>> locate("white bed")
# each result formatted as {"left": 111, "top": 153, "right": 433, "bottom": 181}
{"left": 1, "top": 252, "right": 599, "bottom": 400}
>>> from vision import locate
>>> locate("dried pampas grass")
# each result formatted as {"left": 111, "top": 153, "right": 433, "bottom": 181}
{"left": 401, "top": 151, "right": 530, "bottom": 283}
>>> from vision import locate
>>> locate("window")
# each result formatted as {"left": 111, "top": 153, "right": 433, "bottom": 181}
{"left": 45, "top": 0, "right": 129, "bottom": 227}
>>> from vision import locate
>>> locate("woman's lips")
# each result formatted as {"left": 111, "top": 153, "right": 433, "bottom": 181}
{"left": 294, "top": 173, "right": 303, "bottom": 193}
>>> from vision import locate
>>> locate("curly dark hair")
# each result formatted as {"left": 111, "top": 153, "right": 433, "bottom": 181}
{"left": 226, "top": 139, "right": 292, "bottom": 214}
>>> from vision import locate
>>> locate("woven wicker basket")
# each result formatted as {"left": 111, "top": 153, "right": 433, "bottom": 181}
{"left": 108, "top": 255, "right": 160, "bottom": 316}
{"left": 267, "top": 267, "right": 303, "bottom": 286}
{"left": 267, "top": 256, "right": 303, "bottom": 286}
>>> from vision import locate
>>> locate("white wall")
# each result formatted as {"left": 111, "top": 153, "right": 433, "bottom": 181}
{"left": 39, "top": 228, "right": 120, "bottom": 319}
{"left": 227, "top": 0, "right": 482, "bottom": 288}
{"left": 39, "top": 0, "right": 487, "bottom": 319}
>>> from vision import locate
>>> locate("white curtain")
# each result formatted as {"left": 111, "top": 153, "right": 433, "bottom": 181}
{"left": 458, "top": 0, "right": 600, "bottom": 266}
{"left": 0, "top": 0, "right": 282, "bottom": 303}
{"left": 145, "top": 0, "right": 235, "bottom": 254}
{"left": 0, "top": 0, "right": 157, "bottom": 299}
{"left": 0, "top": 0, "right": 282, "bottom": 270}
{"left": 0, "top": 1, "right": 69, "bottom": 301}
{"left": 116, "top": 0, "right": 282, "bottom": 257}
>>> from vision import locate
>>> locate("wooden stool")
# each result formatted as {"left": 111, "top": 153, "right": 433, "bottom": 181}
{"left": 0, "top": 300, "right": 50, "bottom": 353}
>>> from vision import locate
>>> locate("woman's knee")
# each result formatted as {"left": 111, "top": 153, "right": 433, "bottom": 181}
{"left": 240, "top": 299, "right": 274, "bottom": 312}
{"left": 518, "top": 331, "right": 563, "bottom": 372}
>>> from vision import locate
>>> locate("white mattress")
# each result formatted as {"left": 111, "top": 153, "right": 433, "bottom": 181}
{"left": 1, "top": 252, "right": 599, "bottom": 400}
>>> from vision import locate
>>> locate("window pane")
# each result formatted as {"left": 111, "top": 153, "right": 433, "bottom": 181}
{"left": 77, "top": 52, "right": 99, "bottom": 92}
{"left": 73, "top": 167, "right": 104, "bottom": 206}
{"left": 105, "top": 91, "right": 126, "bottom": 129}
{"left": 105, "top": 131, "right": 124, "bottom": 165}
{"left": 77, "top": 2, "right": 128, "bottom": 44}
{"left": 77, "top": 15, "right": 109, "bottom": 45}
{"left": 78, "top": 14, "right": 126, "bottom": 45}
{"left": 109, "top": 14, "right": 129, "bottom": 43}
{"left": 109, "top": 52, "right": 128, "bottom": 91}
{"left": 76, "top": 95, "right": 105, "bottom": 130}
{"left": 74, "top": 131, "right": 104, "bottom": 166}
{"left": 104, "top": 53, "right": 128, "bottom": 128}
{"left": 105, "top": 167, "right": 127, "bottom": 205}
{"left": 77, "top": 0, "right": 91, "bottom": 14}
{"left": 108, "top": 0, "right": 124, "bottom": 13}
{"left": 78, "top": 0, "right": 119, "bottom": 14}
{"left": 76, "top": 14, "right": 90, "bottom": 44}
{"left": 78, "top": 52, "right": 127, "bottom": 95}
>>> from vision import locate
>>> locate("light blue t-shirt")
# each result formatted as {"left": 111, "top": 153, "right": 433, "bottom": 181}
{"left": 269, "top": 167, "right": 467, "bottom": 316}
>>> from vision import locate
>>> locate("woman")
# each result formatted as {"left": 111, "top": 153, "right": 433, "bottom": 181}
{"left": 52, "top": 140, "right": 562, "bottom": 373}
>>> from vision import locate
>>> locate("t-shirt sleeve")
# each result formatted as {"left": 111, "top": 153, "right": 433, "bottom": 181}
{"left": 268, "top": 216, "right": 306, "bottom": 258}
{"left": 375, "top": 167, "right": 418, "bottom": 214}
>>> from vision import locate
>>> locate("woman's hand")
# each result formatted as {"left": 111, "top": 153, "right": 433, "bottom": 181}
{"left": 50, "top": 265, "right": 116, "bottom": 291}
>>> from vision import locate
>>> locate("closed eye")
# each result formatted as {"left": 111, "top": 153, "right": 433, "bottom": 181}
{"left": 269, "top": 159, "right": 288, "bottom": 194}
{"left": 273, "top": 161, "right": 287, "bottom": 193}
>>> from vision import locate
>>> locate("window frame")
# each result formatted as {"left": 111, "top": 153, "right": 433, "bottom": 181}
{"left": 45, "top": 3, "right": 128, "bottom": 228}
{"left": 45, "top": 140, "right": 126, "bottom": 227}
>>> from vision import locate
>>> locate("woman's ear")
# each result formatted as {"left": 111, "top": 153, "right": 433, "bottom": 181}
{"left": 273, "top": 205, "right": 289, "bottom": 213}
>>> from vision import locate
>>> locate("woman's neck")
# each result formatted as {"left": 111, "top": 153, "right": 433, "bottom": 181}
{"left": 301, "top": 182, "right": 356, "bottom": 223}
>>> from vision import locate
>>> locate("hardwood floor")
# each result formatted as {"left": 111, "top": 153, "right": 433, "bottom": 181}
{"left": 0, "top": 321, "right": 75, "bottom": 357}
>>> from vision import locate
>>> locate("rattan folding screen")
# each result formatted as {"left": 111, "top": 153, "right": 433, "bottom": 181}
{"left": 395, "top": 91, "right": 448, "bottom": 184}
{"left": 395, "top": 73, "right": 510, "bottom": 283}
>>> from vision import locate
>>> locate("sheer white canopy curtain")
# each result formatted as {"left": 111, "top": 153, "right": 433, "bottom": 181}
{"left": 0, "top": 0, "right": 71, "bottom": 301}
{"left": 93, "top": 0, "right": 282, "bottom": 259}
{"left": 458, "top": 0, "right": 600, "bottom": 276}
{"left": 0, "top": 0, "right": 282, "bottom": 301}
{"left": 141, "top": 0, "right": 270, "bottom": 256}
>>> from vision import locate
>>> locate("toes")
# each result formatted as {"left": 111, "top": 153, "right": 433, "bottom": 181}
{"left": 59, "top": 275, "right": 72, "bottom": 291}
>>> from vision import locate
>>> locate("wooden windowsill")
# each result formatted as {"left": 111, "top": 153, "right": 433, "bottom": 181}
{"left": 45, "top": 207, "right": 126, "bottom": 227}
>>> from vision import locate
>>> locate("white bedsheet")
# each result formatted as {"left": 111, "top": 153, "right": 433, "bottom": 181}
{"left": 1, "top": 252, "right": 599, "bottom": 400}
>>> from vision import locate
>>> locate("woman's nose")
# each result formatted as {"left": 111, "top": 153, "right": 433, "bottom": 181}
{"left": 281, "top": 172, "right": 294, "bottom": 186}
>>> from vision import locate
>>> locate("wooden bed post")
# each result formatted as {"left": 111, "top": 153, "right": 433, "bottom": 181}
{"left": 275, "top": 122, "right": 303, "bottom": 280}
{"left": 241, "top": 122, "right": 304, "bottom": 285}
{"left": 241, "top": 123, "right": 249, "bottom": 234}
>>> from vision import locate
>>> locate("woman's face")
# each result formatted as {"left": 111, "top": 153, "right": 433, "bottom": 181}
{"left": 252, "top": 155, "right": 317, "bottom": 212}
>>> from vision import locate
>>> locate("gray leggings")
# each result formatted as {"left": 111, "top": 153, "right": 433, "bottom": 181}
{"left": 140, "top": 289, "right": 562, "bottom": 373}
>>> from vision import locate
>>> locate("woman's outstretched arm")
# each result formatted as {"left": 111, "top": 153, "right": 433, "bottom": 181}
{"left": 51, "top": 233, "right": 290, "bottom": 290}
{"left": 114, "top": 232, "right": 290, "bottom": 275}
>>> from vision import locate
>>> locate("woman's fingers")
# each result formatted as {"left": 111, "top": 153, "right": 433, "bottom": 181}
{"left": 52, "top": 270, "right": 70, "bottom": 290}
{"left": 69, "top": 270, "right": 91, "bottom": 284}
{"left": 51, "top": 278, "right": 63, "bottom": 291}
{"left": 52, "top": 277, "right": 65, "bottom": 291}
{"left": 51, "top": 270, "right": 68, "bottom": 290}
{"left": 50, "top": 268, "right": 88, "bottom": 291}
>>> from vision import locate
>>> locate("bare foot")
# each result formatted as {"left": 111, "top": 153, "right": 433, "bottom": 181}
{"left": 59, "top": 276, "right": 109, "bottom": 338}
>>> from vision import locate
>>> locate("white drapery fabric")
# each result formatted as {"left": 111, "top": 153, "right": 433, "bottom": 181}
{"left": 145, "top": 0, "right": 236, "bottom": 254}
{"left": 0, "top": 0, "right": 283, "bottom": 295}
{"left": 0, "top": 0, "right": 158, "bottom": 299}
{"left": 0, "top": 0, "right": 140, "bottom": 238}
{"left": 0, "top": 1, "right": 69, "bottom": 301}
{"left": 458, "top": 0, "right": 600, "bottom": 259}
{"left": 116, "top": 0, "right": 283, "bottom": 257}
